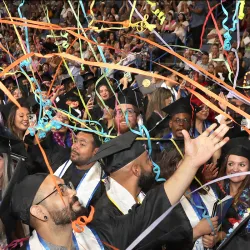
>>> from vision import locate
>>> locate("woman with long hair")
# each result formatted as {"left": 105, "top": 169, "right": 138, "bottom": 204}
{"left": 218, "top": 146, "right": 250, "bottom": 226}
{"left": 7, "top": 105, "right": 30, "bottom": 141}
{"left": 146, "top": 88, "right": 173, "bottom": 121}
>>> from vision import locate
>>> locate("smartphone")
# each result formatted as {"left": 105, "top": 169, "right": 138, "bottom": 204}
{"left": 29, "top": 114, "right": 37, "bottom": 127}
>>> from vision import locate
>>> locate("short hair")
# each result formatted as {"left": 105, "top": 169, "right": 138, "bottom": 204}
{"left": 76, "top": 129, "right": 102, "bottom": 148}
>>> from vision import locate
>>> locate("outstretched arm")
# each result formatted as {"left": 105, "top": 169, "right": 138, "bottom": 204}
{"left": 164, "top": 124, "right": 229, "bottom": 205}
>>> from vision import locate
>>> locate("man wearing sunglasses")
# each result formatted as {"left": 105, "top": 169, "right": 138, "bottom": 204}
{"left": 12, "top": 124, "right": 229, "bottom": 250}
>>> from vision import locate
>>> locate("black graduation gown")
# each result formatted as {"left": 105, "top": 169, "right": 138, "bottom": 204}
{"left": 92, "top": 185, "right": 194, "bottom": 250}
{"left": 25, "top": 133, "right": 70, "bottom": 173}
{"left": 61, "top": 163, "right": 105, "bottom": 207}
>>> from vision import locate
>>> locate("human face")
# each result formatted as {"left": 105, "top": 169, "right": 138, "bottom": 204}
{"left": 208, "top": 64, "right": 214, "bottom": 74}
{"left": 13, "top": 89, "right": 23, "bottom": 99}
{"left": 165, "top": 97, "right": 173, "bottom": 106}
{"left": 15, "top": 107, "right": 29, "bottom": 132}
{"left": 137, "top": 152, "right": 155, "bottom": 193}
{"left": 228, "top": 99, "right": 246, "bottom": 118}
{"left": 114, "top": 104, "right": 138, "bottom": 134}
{"left": 70, "top": 132, "right": 98, "bottom": 166}
{"left": 212, "top": 45, "right": 219, "bottom": 54}
{"left": 228, "top": 52, "right": 235, "bottom": 62}
{"left": 226, "top": 155, "right": 249, "bottom": 184}
{"left": 202, "top": 55, "right": 209, "bottom": 65}
{"left": 99, "top": 85, "right": 110, "bottom": 100}
{"left": 169, "top": 113, "right": 191, "bottom": 139}
{"left": 196, "top": 105, "right": 209, "bottom": 121}
{"left": 43, "top": 64, "right": 49, "bottom": 72}
{"left": 38, "top": 176, "right": 88, "bottom": 225}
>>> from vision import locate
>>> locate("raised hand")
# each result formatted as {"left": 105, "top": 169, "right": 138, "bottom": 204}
{"left": 203, "top": 163, "right": 219, "bottom": 182}
{"left": 182, "top": 124, "right": 229, "bottom": 169}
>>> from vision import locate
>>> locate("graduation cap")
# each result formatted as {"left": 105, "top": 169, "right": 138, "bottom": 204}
{"left": 42, "top": 42, "right": 58, "bottom": 52}
{"left": 61, "top": 77, "right": 75, "bottom": 87}
{"left": 16, "top": 74, "right": 28, "bottom": 85}
{"left": 1, "top": 76, "right": 15, "bottom": 85}
{"left": 11, "top": 173, "right": 49, "bottom": 225}
{"left": 226, "top": 145, "right": 250, "bottom": 161}
{"left": 63, "top": 87, "right": 81, "bottom": 101}
{"left": 82, "top": 72, "right": 95, "bottom": 80}
{"left": 135, "top": 75, "right": 157, "bottom": 95}
{"left": 41, "top": 74, "right": 53, "bottom": 83}
{"left": 117, "top": 87, "right": 144, "bottom": 109}
{"left": 83, "top": 77, "right": 97, "bottom": 89}
{"left": 217, "top": 213, "right": 250, "bottom": 250}
{"left": 146, "top": 112, "right": 170, "bottom": 137}
{"left": 88, "top": 131, "right": 146, "bottom": 174}
{"left": 56, "top": 100, "right": 80, "bottom": 119}
{"left": 162, "top": 97, "right": 192, "bottom": 117}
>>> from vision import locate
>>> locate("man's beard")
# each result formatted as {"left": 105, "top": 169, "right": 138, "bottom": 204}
{"left": 70, "top": 150, "right": 89, "bottom": 166}
{"left": 138, "top": 170, "right": 156, "bottom": 193}
{"left": 49, "top": 196, "right": 89, "bottom": 226}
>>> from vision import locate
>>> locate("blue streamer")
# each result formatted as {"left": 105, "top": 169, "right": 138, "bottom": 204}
{"left": 221, "top": 1, "right": 240, "bottom": 51}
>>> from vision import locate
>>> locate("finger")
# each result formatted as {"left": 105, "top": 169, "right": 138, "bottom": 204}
{"left": 214, "top": 137, "right": 230, "bottom": 151}
{"left": 212, "top": 171, "right": 219, "bottom": 178}
{"left": 202, "top": 123, "right": 217, "bottom": 137}
{"left": 182, "top": 129, "right": 191, "bottom": 144}
{"left": 211, "top": 125, "right": 230, "bottom": 144}
{"left": 212, "top": 168, "right": 219, "bottom": 175}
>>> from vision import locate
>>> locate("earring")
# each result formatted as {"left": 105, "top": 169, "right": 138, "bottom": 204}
{"left": 44, "top": 216, "right": 48, "bottom": 220}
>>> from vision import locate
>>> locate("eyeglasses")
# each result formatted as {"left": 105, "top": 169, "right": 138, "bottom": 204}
{"left": 114, "top": 108, "right": 136, "bottom": 117}
{"left": 35, "top": 182, "right": 75, "bottom": 205}
{"left": 173, "top": 118, "right": 190, "bottom": 125}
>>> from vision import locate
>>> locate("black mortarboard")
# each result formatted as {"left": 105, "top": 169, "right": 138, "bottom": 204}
{"left": 11, "top": 173, "right": 49, "bottom": 225}
{"left": 16, "top": 74, "right": 28, "bottom": 85}
{"left": 2, "top": 76, "right": 15, "bottom": 85}
{"left": 88, "top": 131, "right": 146, "bottom": 174}
{"left": 41, "top": 74, "right": 52, "bottom": 83}
{"left": 83, "top": 77, "right": 97, "bottom": 89}
{"left": 0, "top": 125, "right": 21, "bottom": 153}
{"left": 42, "top": 42, "right": 58, "bottom": 52}
{"left": 226, "top": 145, "right": 250, "bottom": 161}
{"left": 222, "top": 137, "right": 250, "bottom": 156}
{"left": 146, "top": 112, "right": 170, "bottom": 136}
{"left": 56, "top": 101, "right": 79, "bottom": 118}
{"left": 117, "top": 87, "right": 144, "bottom": 109}
{"left": 162, "top": 97, "right": 192, "bottom": 117}
{"left": 61, "top": 77, "right": 74, "bottom": 87}
{"left": 82, "top": 72, "right": 94, "bottom": 80}
{"left": 217, "top": 213, "right": 250, "bottom": 250}
{"left": 63, "top": 87, "right": 81, "bottom": 100}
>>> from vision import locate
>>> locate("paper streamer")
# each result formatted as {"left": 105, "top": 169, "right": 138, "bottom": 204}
{"left": 221, "top": 0, "right": 240, "bottom": 51}
{"left": 238, "top": 0, "right": 246, "bottom": 19}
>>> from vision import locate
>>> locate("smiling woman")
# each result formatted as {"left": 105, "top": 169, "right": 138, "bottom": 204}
{"left": 218, "top": 145, "right": 250, "bottom": 229}
{"left": 7, "top": 105, "right": 30, "bottom": 140}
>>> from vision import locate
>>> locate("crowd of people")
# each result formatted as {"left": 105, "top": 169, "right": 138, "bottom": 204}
{"left": 0, "top": 0, "right": 250, "bottom": 250}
